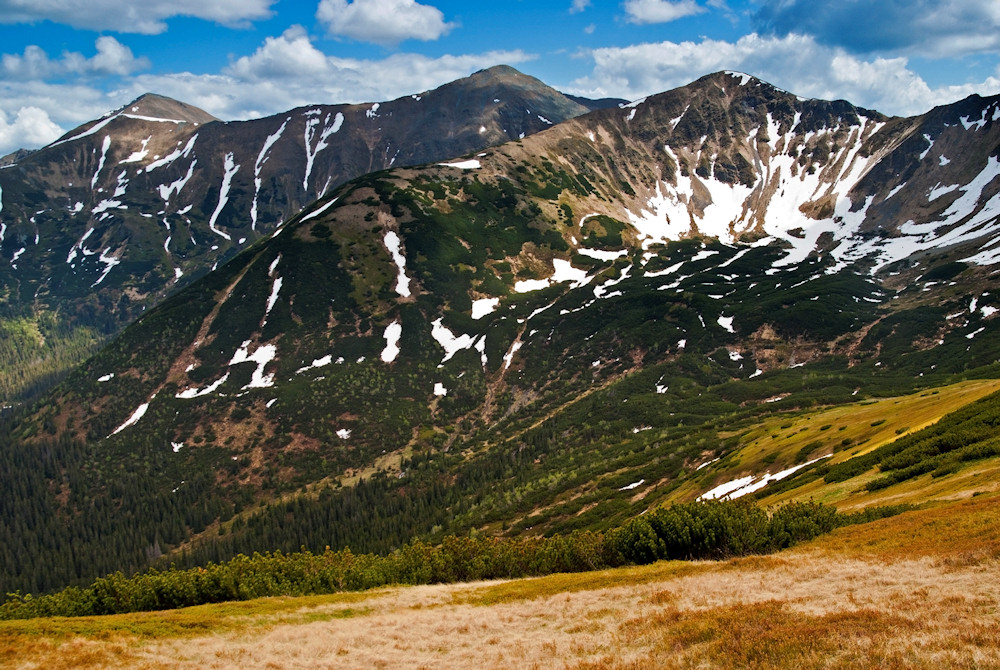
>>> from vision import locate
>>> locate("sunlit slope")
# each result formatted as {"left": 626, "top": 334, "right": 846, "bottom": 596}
{"left": 3, "top": 491, "right": 999, "bottom": 669}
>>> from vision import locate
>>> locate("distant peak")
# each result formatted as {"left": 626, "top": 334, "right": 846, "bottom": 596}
{"left": 471, "top": 64, "right": 525, "bottom": 79}
{"left": 119, "top": 93, "right": 219, "bottom": 125}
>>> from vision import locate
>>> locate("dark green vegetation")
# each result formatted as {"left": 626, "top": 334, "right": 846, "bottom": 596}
{"left": 2, "top": 230, "right": 997, "bottom": 596}
{"left": 0, "top": 499, "right": 903, "bottom": 620}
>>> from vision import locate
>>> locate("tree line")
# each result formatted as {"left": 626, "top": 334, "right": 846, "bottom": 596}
{"left": 0, "top": 499, "right": 909, "bottom": 620}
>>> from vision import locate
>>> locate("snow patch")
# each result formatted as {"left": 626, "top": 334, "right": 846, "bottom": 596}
{"left": 437, "top": 159, "right": 481, "bottom": 169}
{"left": 919, "top": 134, "right": 934, "bottom": 161}
{"left": 303, "top": 112, "right": 344, "bottom": 191}
{"left": 300, "top": 197, "right": 339, "bottom": 223}
{"left": 431, "top": 318, "right": 477, "bottom": 364}
{"left": 696, "top": 458, "right": 719, "bottom": 471}
{"left": 207, "top": 153, "right": 239, "bottom": 240}
{"left": 514, "top": 259, "right": 589, "bottom": 293}
{"left": 384, "top": 231, "right": 412, "bottom": 297}
{"left": 263, "top": 276, "right": 282, "bottom": 323}
{"left": 381, "top": 321, "right": 402, "bottom": 363}
{"left": 503, "top": 341, "right": 523, "bottom": 370}
{"left": 726, "top": 71, "right": 752, "bottom": 86}
{"left": 229, "top": 341, "right": 277, "bottom": 389}
{"left": 433, "top": 382, "right": 448, "bottom": 396}
{"left": 472, "top": 297, "right": 500, "bottom": 319}
{"left": 91, "top": 135, "right": 111, "bottom": 189}
{"left": 618, "top": 479, "right": 645, "bottom": 491}
{"left": 157, "top": 159, "right": 197, "bottom": 202}
{"left": 175, "top": 372, "right": 230, "bottom": 399}
{"left": 577, "top": 247, "right": 628, "bottom": 261}
{"left": 91, "top": 248, "right": 121, "bottom": 287}
{"left": 699, "top": 455, "right": 831, "bottom": 501}
{"left": 119, "top": 136, "right": 152, "bottom": 164}
{"left": 927, "top": 183, "right": 959, "bottom": 201}
{"left": 110, "top": 396, "right": 154, "bottom": 436}
{"left": 146, "top": 134, "right": 197, "bottom": 173}
{"left": 297, "top": 355, "right": 333, "bottom": 374}
{"left": 252, "top": 119, "right": 289, "bottom": 230}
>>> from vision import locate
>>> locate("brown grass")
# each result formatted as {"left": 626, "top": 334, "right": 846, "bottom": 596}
{"left": 7, "top": 492, "right": 1000, "bottom": 669}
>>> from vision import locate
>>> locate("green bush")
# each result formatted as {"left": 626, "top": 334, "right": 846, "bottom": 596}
{"left": 0, "top": 500, "right": 906, "bottom": 621}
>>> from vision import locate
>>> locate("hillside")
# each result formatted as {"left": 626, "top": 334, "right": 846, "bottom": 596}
{"left": 0, "top": 65, "right": 594, "bottom": 404}
{"left": 2, "top": 71, "right": 1000, "bottom": 595}
{"left": 4, "top": 491, "right": 999, "bottom": 668}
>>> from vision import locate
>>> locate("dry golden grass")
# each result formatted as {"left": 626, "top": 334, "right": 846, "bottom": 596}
{"left": 7, "top": 492, "right": 1000, "bottom": 669}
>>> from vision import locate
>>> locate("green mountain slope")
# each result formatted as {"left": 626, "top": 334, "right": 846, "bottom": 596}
{"left": 0, "top": 66, "right": 593, "bottom": 405}
{"left": 2, "top": 72, "right": 1000, "bottom": 594}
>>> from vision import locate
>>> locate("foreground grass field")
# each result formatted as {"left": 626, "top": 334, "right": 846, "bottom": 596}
{"left": 4, "top": 491, "right": 999, "bottom": 669}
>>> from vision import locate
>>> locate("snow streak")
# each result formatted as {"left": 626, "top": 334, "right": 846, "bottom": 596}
{"left": 303, "top": 111, "right": 344, "bottom": 193}
{"left": 208, "top": 153, "right": 239, "bottom": 241}
{"left": 252, "top": 119, "right": 289, "bottom": 231}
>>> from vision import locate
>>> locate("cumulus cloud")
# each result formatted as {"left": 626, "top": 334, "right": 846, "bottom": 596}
{"left": 570, "top": 0, "right": 590, "bottom": 13}
{"left": 0, "top": 0, "right": 275, "bottom": 34}
{"left": 624, "top": 0, "right": 705, "bottom": 24}
{"left": 316, "top": 0, "right": 455, "bottom": 46}
{"left": 0, "top": 106, "right": 68, "bottom": 156}
{"left": 115, "top": 27, "right": 533, "bottom": 120}
{"left": 753, "top": 0, "right": 1000, "bottom": 58}
{"left": 2, "top": 37, "right": 149, "bottom": 80}
{"left": 568, "top": 33, "right": 1000, "bottom": 116}
{"left": 0, "top": 78, "right": 120, "bottom": 154}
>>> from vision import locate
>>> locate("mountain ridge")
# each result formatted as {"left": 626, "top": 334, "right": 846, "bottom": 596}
{"left": 1, "top": 68, "right": 1000, "bottom": 595}
{"left": 0, "top": 65, "right": 595, "bottom": 404}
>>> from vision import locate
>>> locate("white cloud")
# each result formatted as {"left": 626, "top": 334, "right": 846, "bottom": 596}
{"left": 2, "top": 37, "right": 149, "bottom": 80}
{"left": 0, "top": 106, "right": 64, "bottom": 156}
{"left": 570, "top": 0, "right": 590, "bottom": 13}
{"left": 0, "top": 0, "right": 275, "bottom": 34}
{"left": 317, "top": 0, "right": 455, "bottom": 46}
{"left": 753, "top": 0, "right": 1000, "bottom": 58}
{"left": 118, "top": 28, "right": 533, "bottom": 120}
{"left": 0, "top": 84, "right": 113, "bottom": 156}
{"left": 569, "top": 33, "right": 1000, "bottom": 117}
{"left": 0, "top": 26, "right": 534, "bottom": 154}
{"left": 624, "top": 0, "right": 705, "bottom": 24}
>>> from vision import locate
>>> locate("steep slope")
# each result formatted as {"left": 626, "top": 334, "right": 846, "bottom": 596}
{"left": 0, "top": 65, "right": 592, "bottom": 404}
{"left": 3, "top": 72, "right": 1000, "bottom": 594}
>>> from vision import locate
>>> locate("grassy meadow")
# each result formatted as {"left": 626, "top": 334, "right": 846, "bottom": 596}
{"left": 4, "top": 490, "right": 999, "bottom": 669}
{"left": 6, "top": 379, "right": 1000, "bottom": 668}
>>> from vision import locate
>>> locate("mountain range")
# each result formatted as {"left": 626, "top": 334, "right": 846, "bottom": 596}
{"left": 1, "top": 67, "right": 999, "bottom": 595}
{"left": 0, "top": 65, "right": 604, "bottom": 404}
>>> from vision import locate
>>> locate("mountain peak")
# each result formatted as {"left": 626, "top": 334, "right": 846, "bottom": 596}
{"left": 118, "top": 93, "right": 220, "bottom": 125}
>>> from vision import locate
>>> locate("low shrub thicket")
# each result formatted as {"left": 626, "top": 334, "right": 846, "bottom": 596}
{"left": 0, "top": 499, "right": 906, "bottom": 621}
{"left": 609, "top": 499, "right": 847, "bottom": 563}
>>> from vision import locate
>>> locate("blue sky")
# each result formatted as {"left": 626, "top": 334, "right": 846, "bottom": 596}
{"left": 1, "top": 0, "right": 999, "bottom": 156}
